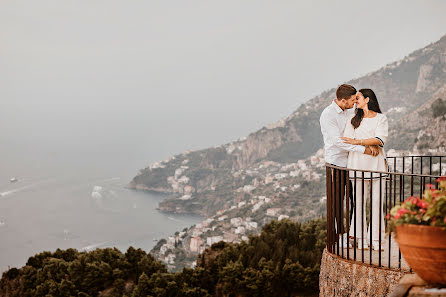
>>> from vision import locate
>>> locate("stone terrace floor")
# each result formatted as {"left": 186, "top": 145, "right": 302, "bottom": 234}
{"left": 334, "top": 234, "right": 411, "bottom": 271}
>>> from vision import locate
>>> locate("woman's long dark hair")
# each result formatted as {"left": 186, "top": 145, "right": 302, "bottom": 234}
{"left": 351, "top": 88, "right": 382, "bottom": 129}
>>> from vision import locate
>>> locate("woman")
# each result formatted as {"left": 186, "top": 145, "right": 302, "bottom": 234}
{"left": 341, "top": 89, "right": 388, "bottom": 251}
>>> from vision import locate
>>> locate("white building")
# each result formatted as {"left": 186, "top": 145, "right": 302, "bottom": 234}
{"left": 174, "top": 168, "right": 183, "bottom": 178}
{"left": 238, "top": 201, "right": 246, "bottom": 208}
{"left": 264, "top": 176, "right": 274, "bottom": 184}
{"left": 160, "top": 244, "right": 170, "bottom": 256}
{"left": 178, "top": 176, "right": 190, "bottom": 184}
{"left": 310, "top": 156, "right": 320, "bottom": 166}
{"left": 165, "top": 253, "right": 176, "bottom": 264}
{"left": 167, "top": 236, "right": 176, "bottom": 246}
{"left": 290, "top": 171, "right": 300, "bottom": 177}
{"left": 179, "top": 194, "right": 192, "bottom": 200}
{"left": 189, "top": 237, "right": 203, "bottom": 253}
{"left": 243, "top": 185, "right": 256, "bottom": 193}
{"left": 267, "top": 208, "right": 281, "bottom": 217}
{"left": 235, "top": 226, "right": 246, "bottom": 234}
{"left": 253, "top": 201, "right": 264, "bottom": 212}
{"left": 206, "top": 236, "right": 223, "bottom": 246}
{"left": 274, "top": 173, "right": 288, "bottom": 180}
{"left": 230, "top": 217, "right": 243, "bottom": 227}
{"left": 184, "top": 185, "right": 195, "bottom": 194}
{"left": 278, "top": 215, "right": 290, "bottom": 221}
{"left": 246, "top": 221, "right": 258, "bottom": 230}
{"left": 191, "top": 229, "right": 203, "bottom": 237}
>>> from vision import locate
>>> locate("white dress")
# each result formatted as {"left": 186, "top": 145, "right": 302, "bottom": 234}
{"left": 343, "top": 113, "right": 389, "bottom": 177}
{"left": 344, "top": 112, "right": 389, "bottom": 244}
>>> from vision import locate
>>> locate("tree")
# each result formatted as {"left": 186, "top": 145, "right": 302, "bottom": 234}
{"left": 132, "top": 272, "right": 151, "bottom": 297}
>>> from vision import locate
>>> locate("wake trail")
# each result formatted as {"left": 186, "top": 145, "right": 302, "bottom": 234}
{"left": 80, "top": 241, "right": 110, "bottom": 252}
{"left": 0, "top": 178, "right": 56, "bottom": 198}
{"left": 167, "top": 216, "right": 185, "bottom": 223}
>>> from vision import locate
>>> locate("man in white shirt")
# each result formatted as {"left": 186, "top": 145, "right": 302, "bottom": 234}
{"left": 320, "top": 84, "right": 378, "bottom": 247}
{"left": 320, "top": 84, "right": 377, "bottom": 166}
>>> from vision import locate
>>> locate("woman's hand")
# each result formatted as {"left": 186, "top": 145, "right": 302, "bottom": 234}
{"left": 341, "top": 137, "right": 360, "bottom": 145}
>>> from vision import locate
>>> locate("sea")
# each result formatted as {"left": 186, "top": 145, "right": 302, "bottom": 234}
{"left": 0, "top": 140, "right": 201, "bottom": 273}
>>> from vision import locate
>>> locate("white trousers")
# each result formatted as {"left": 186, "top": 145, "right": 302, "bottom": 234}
{"left": 349, "top": 178, "right": 386, "bottom": 242}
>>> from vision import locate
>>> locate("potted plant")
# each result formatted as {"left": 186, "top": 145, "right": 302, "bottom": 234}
{"left": 387, "top": 177, "right": 446, "bottom": 285}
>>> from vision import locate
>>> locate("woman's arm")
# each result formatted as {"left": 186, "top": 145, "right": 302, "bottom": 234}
{"left": 341, "top": 137, "right": 382, "bottom": 146}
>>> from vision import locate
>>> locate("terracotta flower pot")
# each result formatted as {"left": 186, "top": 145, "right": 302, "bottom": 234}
{"left": 395, "top": 224, "right": 446, "bottom": 285}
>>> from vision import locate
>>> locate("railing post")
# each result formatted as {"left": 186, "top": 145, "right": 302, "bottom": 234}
{"left": 326, "top": 166, "right": 332, "bottom": 253}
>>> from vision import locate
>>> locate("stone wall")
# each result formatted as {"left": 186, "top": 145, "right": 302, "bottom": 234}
{"left": 319, "top": 249, "right": 411, "bottom": 297}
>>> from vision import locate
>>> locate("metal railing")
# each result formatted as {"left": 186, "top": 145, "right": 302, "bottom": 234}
{"left": 325, "top": 155, "right": 445, "bottom": 270}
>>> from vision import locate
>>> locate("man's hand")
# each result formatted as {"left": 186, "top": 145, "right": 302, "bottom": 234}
{"left": 341, "top": 137, "right": 359, "bottom": 145}
{"left": 364, "top": 146, "right": 379, "bottom": 156}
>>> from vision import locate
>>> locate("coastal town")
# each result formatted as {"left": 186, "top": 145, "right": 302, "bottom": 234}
{"left": 149, "top": 147, "right": 327, "bottom": 270}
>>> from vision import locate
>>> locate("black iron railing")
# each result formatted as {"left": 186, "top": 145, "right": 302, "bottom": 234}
{"left": 325, "top": 155, "right": 445, "bottom": 270}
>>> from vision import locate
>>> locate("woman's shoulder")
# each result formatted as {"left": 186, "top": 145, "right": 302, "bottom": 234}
{"left": 377, "top": 112, "right": 388, "bottom": 121}
{"left": 369, "top": 112, "right": 387, "bottom": 121}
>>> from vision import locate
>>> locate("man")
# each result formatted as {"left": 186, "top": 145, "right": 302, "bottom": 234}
{"left": 320, "top": 84, "right": 379, "bottom": 248}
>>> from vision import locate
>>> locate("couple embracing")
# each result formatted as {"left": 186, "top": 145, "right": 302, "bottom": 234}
{"left": 320, "top": 84, "right": 388, "bottom": 251}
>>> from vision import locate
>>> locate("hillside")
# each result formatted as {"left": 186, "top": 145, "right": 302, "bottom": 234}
{"left": 128, "top": 35, "right": 446, "bottom": 270}
{"left": 129, "top": 34, "right": 446, "bottom": 216}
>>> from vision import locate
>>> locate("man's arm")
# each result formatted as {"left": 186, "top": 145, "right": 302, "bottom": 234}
{"left": 320, "top": 115, "right": 366, "bottom": 154}
{"left": 341, "top": 137, "right": 381, "bottom": 156}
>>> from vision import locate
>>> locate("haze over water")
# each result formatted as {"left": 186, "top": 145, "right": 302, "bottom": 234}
{"left": 0, "top": 146, "right": 202, "bottom": 273}
{"left": 1, "top": 0, "right": 446, "bottom": 272}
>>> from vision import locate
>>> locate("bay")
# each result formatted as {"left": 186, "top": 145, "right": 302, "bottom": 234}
{"left": 0, "top": 147, "right": 201, "bottom": 273}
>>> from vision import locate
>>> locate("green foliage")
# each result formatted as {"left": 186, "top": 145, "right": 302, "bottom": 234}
{"left": 3, "top": 267, "right": 19, "bottom": 279}
{"left": 152, "top": 238, "right": 167, "bottom": 252}
{"left": 0, "top": 218, "right": 326, "bottom": 297}
{"left": 432, "top": 98, "right": 446, "bottom": 118}
{"left": 198, "top": 218, "right": 326, "bottom": 296}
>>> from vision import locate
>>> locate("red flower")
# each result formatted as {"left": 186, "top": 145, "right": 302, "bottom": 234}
{"left": 425, "top": 184, "right": 435, "bottom": 190}
{"left": 416, "top": 199, "right": 428, "bottom": 209}
{"left": 405, "top": 196, "right": 419, "bottom": 206}
{"left": 437, "top": 176, "right": 446, "bottom": 182}
{"left": 431, "top": 190, "right": 439, "bottom": 198}
{"left": 394, "top": 208, "right": 410, "bottom": 219}
{"left": 406, "top": 196, "right": 415, "bottom": 202}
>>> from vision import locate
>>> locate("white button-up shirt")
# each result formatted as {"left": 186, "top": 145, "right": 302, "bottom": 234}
{"left": 320, "top": 101, "right": 365, "bottom": 167}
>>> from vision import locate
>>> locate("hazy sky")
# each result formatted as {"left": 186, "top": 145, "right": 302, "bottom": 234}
{"left": 1, "top": 0, "right": 446, "bottom": 169}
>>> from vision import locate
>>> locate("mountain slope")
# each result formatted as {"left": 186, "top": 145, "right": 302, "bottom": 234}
{"left": 125, "top": 34, "right": 446, "bottom": 271}
{"left": 128, "top": 34, "right": 446, "bottom": 217}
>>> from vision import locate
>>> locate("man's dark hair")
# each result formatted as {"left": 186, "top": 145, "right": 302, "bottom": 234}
{"left": 336, "top": 84, "right": 357, "bottom": 100}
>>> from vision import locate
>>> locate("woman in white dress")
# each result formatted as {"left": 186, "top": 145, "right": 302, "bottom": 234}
{"left": 341, "top": 89, "right": 388, "bottom": 251}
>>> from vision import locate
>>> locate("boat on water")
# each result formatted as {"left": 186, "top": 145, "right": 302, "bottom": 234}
{"left": 10, "top": 177, "right": 18, "bottom": 183}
